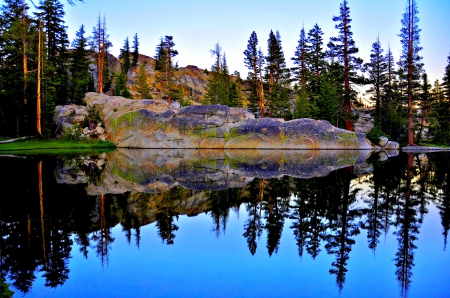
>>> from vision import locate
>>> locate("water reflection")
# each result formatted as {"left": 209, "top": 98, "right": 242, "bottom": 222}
{"left": 0, "top": 150, "right": 449, "bottom": 297}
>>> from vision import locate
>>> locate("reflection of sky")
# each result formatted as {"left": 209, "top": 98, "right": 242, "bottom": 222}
{"left": 19, "top": 202, "right": 450, "bottom": 298}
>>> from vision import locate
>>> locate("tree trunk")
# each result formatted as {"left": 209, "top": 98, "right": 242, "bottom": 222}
{"left": 407, "top": 0, "right": 415, "bottom": 146}
{"left": 343, "top": 7, "right": 353, "bottom": 131}
{"left": 37, "top": 19, "right": 42, "bottom": 137}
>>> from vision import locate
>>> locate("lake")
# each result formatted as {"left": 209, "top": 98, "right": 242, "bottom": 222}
{"left": 0, "top": 149, "right": 449, "bottom": 297}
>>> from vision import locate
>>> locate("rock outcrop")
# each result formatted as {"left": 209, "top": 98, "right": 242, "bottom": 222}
{"left": 82, "top": 92, "right": 373, "bottom": 150}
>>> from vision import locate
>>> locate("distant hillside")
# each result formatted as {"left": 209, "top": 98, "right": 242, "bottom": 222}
{"left": 88, "top": 53, "right": 209, "bottom": 101}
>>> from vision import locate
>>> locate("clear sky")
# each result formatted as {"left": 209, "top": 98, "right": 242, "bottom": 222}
{"left": 62, "top": 0, "right": 450, "bottom": 89}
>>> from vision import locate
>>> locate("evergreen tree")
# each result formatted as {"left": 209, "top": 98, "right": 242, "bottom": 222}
{"left": 0, "top": 0, "right": 35, "bottom": 136}
{"left": 328, "top": 0, "right": 363, "bottom": 131}
{"left": 119, "top": 37, "right": 131, "bottom": 75}
{"left": 204, "top": 43, "right": 222, "bottom": 104}
{"left": 132, "top": 33, "right": 139, "bottom": 67}
{"left": 398, "top": 0, "right": 424, "bottom": 145}
{"left": 90, "top": 15, "right": 112, "bottom": 94}
{"left": 154, "top": 38, "right": 167, "bottom": 71}
{"left": 292, "top": 27, "right": 308, "bottom": 89}
{"left": 364, "top": 37, "right": 388, "bottom": 131}
{"left": 69, "top": 24, "right": 91, "bottom": 104}
{"left": 306, "top": 24, "right": 326, "bottom": 93}
{"left": 416, "top": 73, "right": 431, "bottom": 142}
{"left": 243, "top": 31, "right": 261, "bottom": 115}
{"left": 442, "top": 53, "right": 450, "bottom": 102}
{"left": 39, "top": 0, "right": 70, "bottom": 105}
{"left": 136, "top": 61, "right": 151, "bottom": 99}
{"left": 432, "top": 55, "right": 450, "bottom": 144}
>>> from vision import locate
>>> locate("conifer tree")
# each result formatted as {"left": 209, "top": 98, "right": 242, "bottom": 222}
{"left": 292, "top": 27, "right": 308, "bottom": 89}
{"left": 205, "top": 43, "right": 222, "bottom": 104}
{"left": 328, "top": 0, "right": 363, "bottom": 131}
{"left": 416, "top": 73, "right": 431, "bottom": 142}
{"left": 132, "top": 33, "right": 139, "bottom": 67}
{"left": 136, "top": 61, "right": 151, "bottom": 99}
{"left": 243, "top": 31, "right": 261, "bottom": 115}
{"left": 306, "top": 24, "right": 326, "bottom": 89}
{"left": 91, "top": 15, "right": 112, "bottom": 94}
{"left": 119, "top": 37, "right": 131, "bottom": 75}
{"left": 364, "top": 37, "right": 387, "bottom": 131}
{"left": 154, "top": 38, "right": 167, "bottom": 71}
{"left": 39, "top": 0, "right": 70, "bottom": 105}
{"left": 69, "top": 24, "right": 91, "bottom": 104}
{"left": 0, "top": 0, "right": 35, "bottom": 136}
{"left": 398, "top": 0, "right": 423, "bottom": 145}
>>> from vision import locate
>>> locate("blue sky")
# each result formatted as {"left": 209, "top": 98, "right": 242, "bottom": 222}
{"left": 62, "top": 0, "right": 449, "bottom": 89}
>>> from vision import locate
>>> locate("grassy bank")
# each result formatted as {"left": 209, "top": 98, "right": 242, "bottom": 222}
{"left": 0, "top": 138, "right": 115, "bottom": 152}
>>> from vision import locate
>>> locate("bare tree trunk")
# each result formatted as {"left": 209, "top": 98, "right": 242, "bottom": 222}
{"left": 407, "top": 0, "right": 415, "bottom": 146}
{"left": 37, "top": 19, "right": 42, "bottom": 137}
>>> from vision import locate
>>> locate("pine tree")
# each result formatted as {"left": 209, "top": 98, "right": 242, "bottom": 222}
{"left": 328, "top": 0, "right": 363, "bottom": 131}
{"left": 136, "top": 61, "right": 151, "bottom": 99}
{"left": 205, "top": 43, "right": 222, "bottom": 104}
{"left": 0, "top": 0, "right": 35, "bottom": 136}
{"left": 39, "top": 0, "right": 70, "bottom": 105}
{"left": 364, "top": 37, "right": 388, "bottom": 131}
{"left": 292, "top": 27, "right": 308, "bottom": 89}
{"left": 442, "top": 53, "right": 450, "bottom": 101}
{"left": 132, "top": 33, "right": 139, "bottom": 67}
{"left": 398, "top": 0, "right": 424, "bottom": 145}
{"left": 416, "top": 73, "right": 431, "bottom": 142}
{"left": 306, "top": 24, "right": 326, "bottom": 92}
{"left": 243, "top": 31, "right": 261, "bottom": 115}
{"left": 90, "top": 15, "right": 112, "bottom": 94}
{"left": 433, "top": 55, "right": 450, "bottom": 144}
{"left": 119, "top": 37, "right": 131, "bottom": 75}
{"left": 69, "top": 24, "right": 91, "bottom": 104}
{"left": 154, "top": 38, "right": 167, "bottom": 71}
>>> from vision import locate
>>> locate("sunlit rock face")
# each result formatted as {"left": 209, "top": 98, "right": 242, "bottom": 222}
{"left": 84, "top": 92, "right": 372, "bottom": 150}
{"left": 58, "top": 149, "right": 373, "bottom": 195}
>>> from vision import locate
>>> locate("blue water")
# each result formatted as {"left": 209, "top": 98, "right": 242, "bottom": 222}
{"left": 1, "top": 151, "right": 449, "bottom": 298}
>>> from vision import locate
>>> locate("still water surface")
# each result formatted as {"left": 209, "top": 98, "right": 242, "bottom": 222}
{"left": 0, "top": 149, "right": 449, "bottom": 297}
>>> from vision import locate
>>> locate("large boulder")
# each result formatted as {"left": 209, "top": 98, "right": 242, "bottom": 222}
{"left": 83, "top": 92, "right": 373, "bottom": 149}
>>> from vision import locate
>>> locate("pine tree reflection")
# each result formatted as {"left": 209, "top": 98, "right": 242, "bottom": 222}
{"left": 156, "top": 209, "right": 179, "bottom": 245}
{"left": 324, "top": 167, "right": 362, "bottom": 291}
{"left": 430, "top": 153, "right": 450, "bottom": 250}
{"left": 393, "top": 153, "right": 421, "bottom": 297}
{"left": 91, "top": 195, "right": 115, "bottom": 268}
{"left": 291, "top": 178, "right": 328, "bottom": 259}
{"left": 242, "top": 179, "right": 264, "bottom": 255}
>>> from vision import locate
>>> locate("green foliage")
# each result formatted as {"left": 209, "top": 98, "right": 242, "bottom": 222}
{"left": 136, "top": 62, "right": 151, "bottom": 99}
{"left": 366, "top": 126, "right": 389, "bottom": 144}
{"left": 70, "top": 25, "right": 91, "bottom": 104}
{"left": 114, "top": 72, "right": 131, "bottom": 98}
{"left": 0, "top": 277, "right": 13, "bottom": 298}
{"left": 132, "top": 33, "right": 139, "bottom": 67}
{"left": 119, "top": 37, "right": 131, "bottom": 75}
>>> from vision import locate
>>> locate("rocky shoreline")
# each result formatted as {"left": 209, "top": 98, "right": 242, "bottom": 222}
{"left": 54, "top": 93, "right": 400, "bottom": 151}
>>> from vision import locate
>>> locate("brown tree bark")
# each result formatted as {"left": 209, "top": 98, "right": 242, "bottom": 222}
{"left": 343, "top": 8, "right": 353, "bottom": 132}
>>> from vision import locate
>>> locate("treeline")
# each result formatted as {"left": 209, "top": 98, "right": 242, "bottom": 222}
{"left": 205, "top": 0, "right": 450, "bottom": 145}
{"left": 0, "top": 0, "right": 449, "bottom": 145}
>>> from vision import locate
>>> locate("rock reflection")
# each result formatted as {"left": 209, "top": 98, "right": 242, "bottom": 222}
{"left": 1, "top": 149, "right": 450, "bottom": 297}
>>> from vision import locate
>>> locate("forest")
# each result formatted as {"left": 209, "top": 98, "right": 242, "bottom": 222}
{"left": 0, "top": 0, "right": 449, "bottom": 146}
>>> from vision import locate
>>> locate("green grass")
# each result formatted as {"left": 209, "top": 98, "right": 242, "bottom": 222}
{"left": 0, "top": 139, "right": 116, "bottom": 152}
{"left": 417, "top": 142, "right": 450, "bottom": 148}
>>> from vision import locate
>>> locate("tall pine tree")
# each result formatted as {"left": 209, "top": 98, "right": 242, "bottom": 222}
{"left": 328, "top": 0, "right": 363, "bottom": 131}
{"left": 364, "top": 37, "right": 388, "bottom": 131}
{"left": 69, "top": 24, "right": 91, "bottom": 104}
{"left": 398, "top": 0, "right": 423, "bottom": 145}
